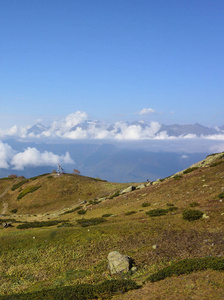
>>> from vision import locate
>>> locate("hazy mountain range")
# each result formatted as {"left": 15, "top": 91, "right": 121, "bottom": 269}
{"left": 0, "top": 114, "right": 224, "bottom": 182}
{"left": 1, "top": 112, "right": 224, "bottom": 141}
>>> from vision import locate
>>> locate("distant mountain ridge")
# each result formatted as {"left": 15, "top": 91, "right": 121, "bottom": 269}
{"left": 22, "top": 119, "right": 224, "bottom": 140}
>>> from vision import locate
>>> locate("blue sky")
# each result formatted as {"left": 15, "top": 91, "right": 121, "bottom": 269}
{"left": 0, "top": 0, "right": 224, "bottom": 129}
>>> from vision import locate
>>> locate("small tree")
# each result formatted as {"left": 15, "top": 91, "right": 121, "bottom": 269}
{"left": 73, "top": 169, "right": 81, "bottom": 175}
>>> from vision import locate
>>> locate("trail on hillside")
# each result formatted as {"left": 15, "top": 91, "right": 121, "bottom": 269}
{"left": 0, "top": 182, "right": 18, "bottom": 215}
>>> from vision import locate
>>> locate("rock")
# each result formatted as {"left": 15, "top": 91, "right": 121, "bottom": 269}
{"left": 107, "top": 251, "right": 132, "bottom": 274}
{"left": 152, "top": 244, "right": 157, "bottom": 249}
{"left": 120, "top": 186, "right": 136, "bottom": 195}
{"left": 136, "top": 184, "right": 145, "bottom": 190}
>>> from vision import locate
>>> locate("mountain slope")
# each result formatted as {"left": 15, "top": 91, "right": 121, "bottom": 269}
{"left": 0, "top": 152, "right": 224, "bottom": 299}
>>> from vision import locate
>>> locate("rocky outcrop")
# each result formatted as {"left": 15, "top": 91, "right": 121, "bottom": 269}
{"left": 120, "top": 186, "right": 136, "bottom": 195}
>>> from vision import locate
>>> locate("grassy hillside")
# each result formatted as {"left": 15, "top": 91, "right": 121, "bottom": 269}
{"left": 0, "top": 153, "right": 224, "bottom": 299}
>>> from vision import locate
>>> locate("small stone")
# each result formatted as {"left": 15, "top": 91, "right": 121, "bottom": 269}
{"left": 152, "top": 245, "right": 157, "bottom": 249}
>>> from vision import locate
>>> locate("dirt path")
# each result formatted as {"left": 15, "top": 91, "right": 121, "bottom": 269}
{"left": 0, "top": 182, "right": 18, "bottom": 215}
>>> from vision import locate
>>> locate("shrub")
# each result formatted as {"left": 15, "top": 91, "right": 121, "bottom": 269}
{"left": 218, "top": 192, "right": 224, "bottom": 199}
{"left": 166, "top": 203, "right": 174, "bottom": 207}
{"left": 89, "top": 199, "right": 100, "bottom": 205}
{"left": 210, "top": 161, "right": 223, "bottom": 167}
{"left": 142, "top": 202, "right": 151, "bottom": 207}
{"left": 146, "top": 208, "right": 168, "bottom": 217}
{"left": 17, "top": 220, "right": 66, "bottom": 229}
{"left": 167, "top": 206, "right": 178, "bottom": 212}
{"left": 102, "top": 213, "right": 113, "bottom": 217}
{"left": 77, "top": 209, "right": 87, "bottom": 215}
{"left": 108, "top": 191, "right": 120, "bottom": 199}
{"left": 182, "top": 209, "right": 203, "bottom": 221}
{"left": 147, "top": 257, "right": 224, "bottom": 283}
{"left": 125, "top": 211, "right": 137, "bottom": 216}
{"left": 17, "top": 186, "right": 41, "bottom": 200}
{"left": 10, "top": 209, "right": 18, "bottom": 214}
{"left": 77, "top": 218, "right": 106, "bottom": 227}
{"left": 62, "top": 206, "right": 83, "bottom": 215}
{"left": 173, "top": 175, "right": 182, "bottom": 180}
{"left": 11, "top": 179, "right": 29, "bottom": 191}
{"left": 183, "top": 167, "right": 198, "bottom": 174}
{"left": 189, "top": 201, "right": 199, "bottom": 207}
{"left": 0, "top": 279, "right": 139, "bottom": 300}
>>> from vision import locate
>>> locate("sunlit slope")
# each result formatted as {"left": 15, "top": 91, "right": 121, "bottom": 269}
{"left": 0, "top": 173, "right": 133, "bottom": 215}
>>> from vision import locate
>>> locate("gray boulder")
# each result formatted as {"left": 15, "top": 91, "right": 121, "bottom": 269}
{"left": 107, "top": 251, "right": 131, "bottom": 274}
{"left": 136, "top": 184, "right": 145, "bottom": 190}
{"left": 120, "top": 186, "right": 136, "bottom": 195}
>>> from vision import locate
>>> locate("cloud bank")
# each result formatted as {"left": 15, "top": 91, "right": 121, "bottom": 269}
{"left": 0, "top": 142, "right": 74, "bottom": 170}
{"left": 1, "top": 110, "right": 224, "bottom": 142}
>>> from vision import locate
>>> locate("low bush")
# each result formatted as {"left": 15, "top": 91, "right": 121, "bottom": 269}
{"left": 183, "top": 167, "right": 198, "bottom": 174}
{"left": 108, "top": 191, "right": 120, "bottom": 199}
{"left": 17, "top": 186, "right": 41, "bottom": 200}
{"left": 173, "top": 175, "right": 182, "bottom": 180}
{"left": 182, "top": 209, "right": 203, "bottom": 221}
{"left": 167, "top": 206, "right": 178, "bottom": 212}
{"left": 210, "top": 161, "right": 223, "bottom": 167}
{"left": 89, "top": 199, "right": 100, "bottom": 205}
{"left": 125, "top": 211, "right": 137, "bottom": 216}
{"left": 0, "top": 279, "right": 139, "bottom": 300}
{"left": 77, "top": 218, "right": 106, "bottom": 227}
{"left": 142, "top": 202, "right": 151, "bottom": 207}
{"left": 77, "top": 209, "right": 87, "bottom": 215}
{"left": 218, "top": 192, "right": 224, "bottom": 199}
{"left": 102, "top": 213, "right": 113, "bottom": 217}
{"left": 146, "top": 208, "right": 168, "bottom": 217}
{"left": 17, "top": 220, "right": 66, "bottom": 229}
{"left": 166, "top": 203, "right": 174, "bottom": 207}
{"left": 11, "top": 179, "right": 29, "bottom": 191}
{"left": 147, "top": 257, "right": 224, "bottom": 283}
{"left": 62, "top": 206, "right": 83, "bottom": 215}
{"left": 189, "top": 201, "right": 199, "bottom": 207}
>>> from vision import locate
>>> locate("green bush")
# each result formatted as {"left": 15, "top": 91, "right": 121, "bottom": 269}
{"left": 125, "top": 211, "right": 137, "bottom": 216}
{"left": 10, "top": 209, "right": 18, "bottom": 214}
{"left": 11, "top": 179, "right": 29, "bottom": 191}
{"left": 173, "top": 175, "right": 182, "bottom": 180}
{"left": 218, "top": 192, "right": 224, "bottom": 199}
{"left": 142, "top": 202, "right": 151, "bottom": 207}
{"left": 0, "top": 279, "right": 138, "bottom": 300}
{"left": 108, "top": 191, "right": 120, "bottom": 199}
{"left": 77, "top": 209, "right": 87, "bottom": 215}
{"left": 77, "top": 218, "right": 106, "bottom": 227}
{"left": 62, "top": 206, "right": 83, "bottom": 215}
{"left": 210, "top": 161, "right": 223, "bottom": 167}
{"left": 17, "top": 220, "right": 66, "bottom": 229}
{"left": 166, "top": 203, "right": 174, "bottom": 207}
{"left": 89, "top": 199, "right": 100, "bottom": 205}
{"left": 182, "top": 209, "right": 203, "bottom": 221}
{"left": 167, "top": 206, "right": 178, "bottom": 212}
{"left": 147, "top": 257, "right": 224, "bottom": 283}
{"left": 189, "top": 201, "right": 199, "bottom": 207}
{"left": 102, "top": 213, "right": 113, "bottom": 217}
{"left": 146, "top": 208, "right": 168, "bottom": 217}
{"left": 183, "top": 167, "right": 198, "bottom": 174}
{"left": 17, "top": 186, "right": 41, "bottom": 200}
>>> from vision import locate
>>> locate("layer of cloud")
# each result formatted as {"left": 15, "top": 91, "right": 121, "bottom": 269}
{"left": 1, "top": 111, "right": 224, "bottom": 142}
{"left": 0, "top": 142, "right": 74, "bottom": 170}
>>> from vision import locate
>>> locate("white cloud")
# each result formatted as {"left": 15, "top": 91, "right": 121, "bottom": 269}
{"left": 0, "top": 142, "right": 15, "bottom": 168}
{"left": 209, "top": 143, "right": 224, "bottom": 153}
{"left": 138, "top": 108, "right": 156, "bottom": 115}
{"left": 11, "top": 147, "right": 74, "bottom": 170}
